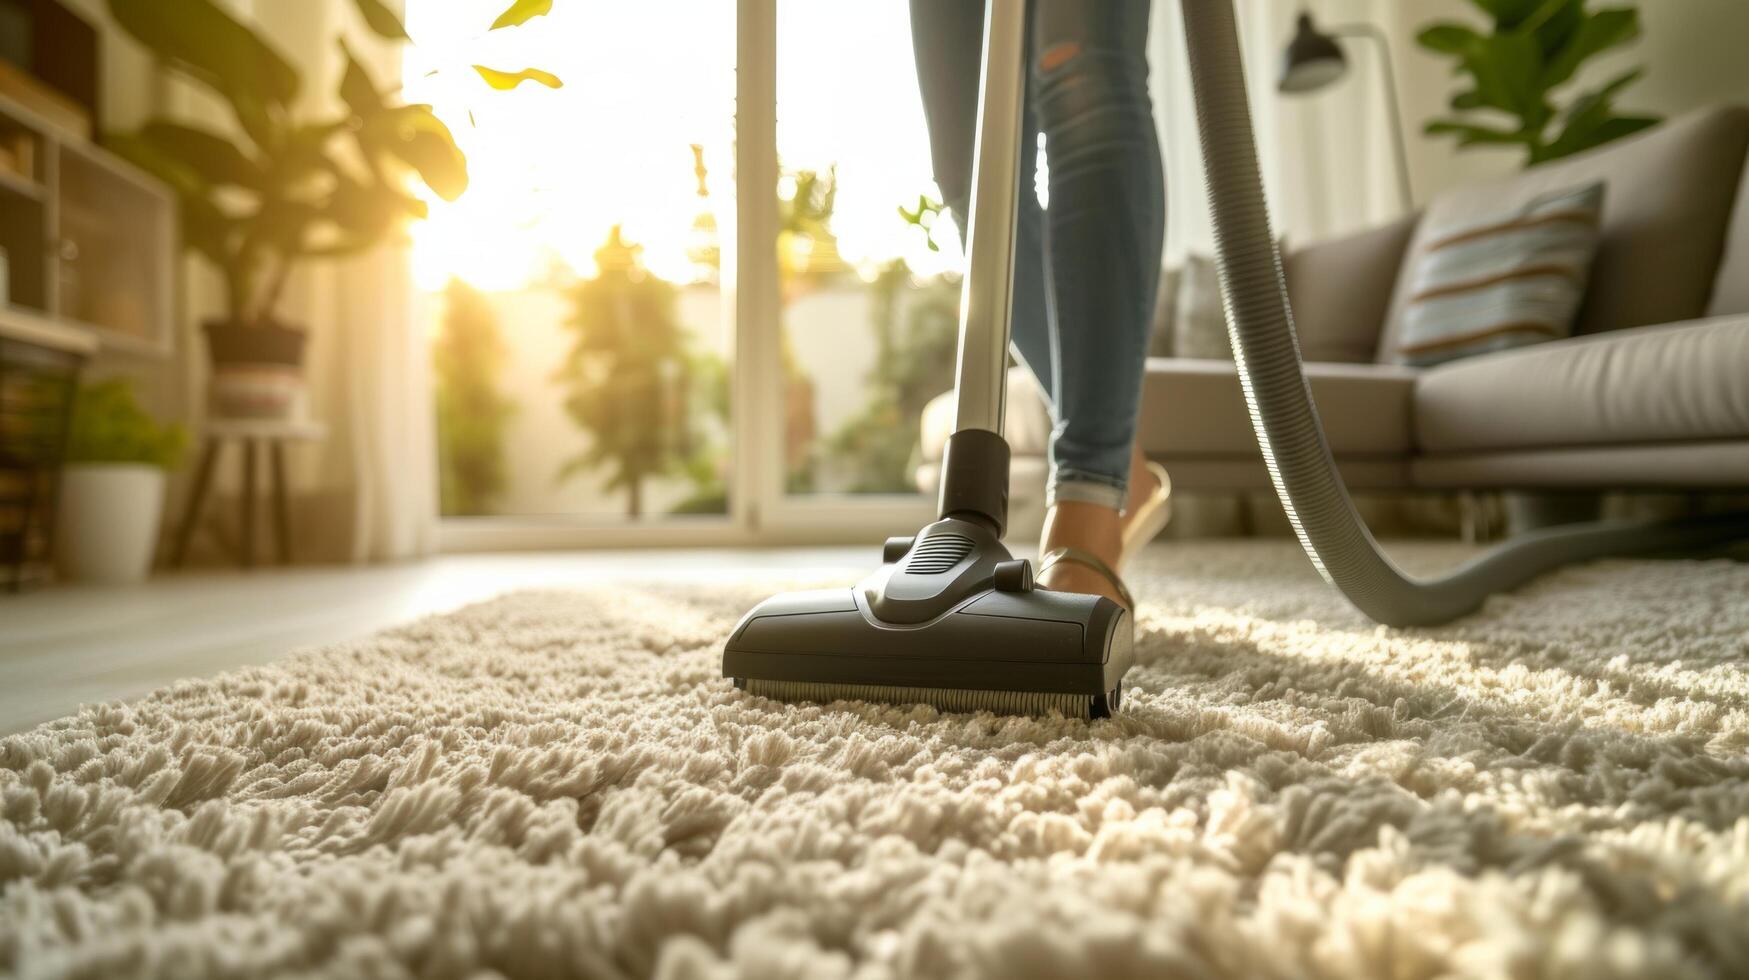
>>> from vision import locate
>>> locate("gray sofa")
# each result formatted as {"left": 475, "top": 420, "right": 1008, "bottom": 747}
{"left": 920, "top": 105, "right": 1749, "bottom": 529}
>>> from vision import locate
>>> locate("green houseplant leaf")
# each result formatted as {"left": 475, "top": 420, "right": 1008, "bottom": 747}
{"left": 138, "top": 121, "right": 263, "bottom": 188}
{"left": 491, "top": 0, "right": 554, "bottom": 31}
{"left": 1464, "top": 31, "right": 1546, "bottom": 120}
{"left": 369, "top": 105, "right": 469, "bottom": 201}
{"left": 1470, "top": 0, "right": 1551, "bottom": 29}
{"left": 1538, "top": 68, "right": 1658, "bottom": 161}
{"left": 471, "top": 65, "right": 564, "bottom": 90}
{"left": 1540, "top": 7, "right": 1640, "bottom": 88}
{"left": 338, "top": 39, "right": 390, "bottom": 119}
{"left": 1416, "top": 23, "right": 1484, "bottom": 55}
{"left": 1424, "top": 120, "right": 1525, "bottom": 147}
{"left": 1528, "top": 0, "right": 1585, "bottom": 59}
{"left": 351, "top": 0, "right": 409, "bottom": 40}
{"left": 65, "top": 380, "right": 189, "bottom": 469}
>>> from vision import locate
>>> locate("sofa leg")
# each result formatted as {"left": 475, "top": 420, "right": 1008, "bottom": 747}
{"left": 1459, "top": 492, "right": 1482, "bottom": 544}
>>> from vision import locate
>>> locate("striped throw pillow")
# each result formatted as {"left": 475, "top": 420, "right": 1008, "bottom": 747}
{"left": 1397, "top": 182, "right": 1603, "bottom": 367}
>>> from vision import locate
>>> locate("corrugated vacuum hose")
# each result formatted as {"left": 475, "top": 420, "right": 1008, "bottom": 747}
{"left": 1180, "top": 0, "right": 1748, "bottom": 626}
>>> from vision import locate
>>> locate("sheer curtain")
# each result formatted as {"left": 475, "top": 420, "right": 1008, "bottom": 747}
{"left": 1148, "top": 0, "right": 1407, "bottom": 260}
{"left": 143, "top": 0, "right": 436, "bottom": 564}
{"left": 259, "top": 0, "right": 436, "bottom": 562}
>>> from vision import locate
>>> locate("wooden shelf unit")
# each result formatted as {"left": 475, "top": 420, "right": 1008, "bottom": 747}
{"left": 0, "top": 88, "right": 175, "bottom": 359}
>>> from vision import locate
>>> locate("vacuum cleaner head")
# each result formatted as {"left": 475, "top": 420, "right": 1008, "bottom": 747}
{"left": 723, "top": 2, "right": 1133, "bottom": 719}
{"left": 723, "top": 516, "right": 1133, "bottom": 718}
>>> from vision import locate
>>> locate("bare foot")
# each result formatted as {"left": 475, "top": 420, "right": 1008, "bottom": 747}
{"left": 1036, "top": 500, "right": 1129, "bottom": 609}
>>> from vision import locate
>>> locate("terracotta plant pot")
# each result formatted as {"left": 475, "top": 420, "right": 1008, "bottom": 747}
{"left": 203, "top": 318, "right": 308, "bottom": 420}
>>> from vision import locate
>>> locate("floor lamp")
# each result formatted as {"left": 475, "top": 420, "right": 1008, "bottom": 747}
{"left": 1278, "top": 11, "right": 1414, "bottom": 212}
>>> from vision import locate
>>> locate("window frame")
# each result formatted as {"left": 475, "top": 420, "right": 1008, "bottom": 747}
{"left": 438, "top": 0, "right": 937, "bottom": 553}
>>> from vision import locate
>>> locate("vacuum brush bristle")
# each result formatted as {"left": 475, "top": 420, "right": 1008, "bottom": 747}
{"left": 742, "top": 679, "right": 1119, "bottom": 719}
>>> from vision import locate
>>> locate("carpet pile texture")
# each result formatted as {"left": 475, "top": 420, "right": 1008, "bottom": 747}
{"left": 3, "top": 542, "right": 1747, "bottom": 979}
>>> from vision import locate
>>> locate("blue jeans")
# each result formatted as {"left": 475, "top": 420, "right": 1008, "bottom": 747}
{"left": 911, "top": 0, "right": 1164, "bottom": 511}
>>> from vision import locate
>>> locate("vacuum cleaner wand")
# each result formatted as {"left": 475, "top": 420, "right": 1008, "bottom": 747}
{"left": 723, "top": 0, "right": 1134, "bottom": 719}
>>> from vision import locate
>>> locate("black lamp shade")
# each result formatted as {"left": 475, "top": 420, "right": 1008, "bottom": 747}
{"left": 1279, "top": 12, "right": 1347, "bottom": 94}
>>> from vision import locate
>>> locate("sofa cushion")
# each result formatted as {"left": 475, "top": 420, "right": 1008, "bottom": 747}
{"left": 1138, "top": 358, "right": 1418, "bottom": 458}
{"left": 1380, "top": 106, "right": 1749, "bottom": 361}
{"left": 1414, "top": 315, "right": 1749, "bottom": 454}
{"left": 1411, "top": 442, "right": 1749, "bottom": 490}
{"left": 1173, "top": 254, "right": 1231, "bottom": 360}
{"left": 1396, "top": 182, "right": 1602, "bottom": 366}
{"left": 1284, "top": 211, "right": 1418, "bottom": 363}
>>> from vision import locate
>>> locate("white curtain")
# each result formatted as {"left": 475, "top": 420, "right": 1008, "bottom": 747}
{"left": 1149, "top": 0, "right": 1408, "bottom": 260}
{"left": 256, "top": 0, "right": 436, "bottom": 562}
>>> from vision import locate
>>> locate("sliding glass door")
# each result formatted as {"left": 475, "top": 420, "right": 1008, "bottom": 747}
{"left": 410, "top": 0, "right": 955, "bottom": 548}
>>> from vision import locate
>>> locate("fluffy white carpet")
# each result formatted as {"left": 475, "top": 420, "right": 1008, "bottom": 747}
{"left": 3, "top": 542, "right": 1747, "bottom": 979}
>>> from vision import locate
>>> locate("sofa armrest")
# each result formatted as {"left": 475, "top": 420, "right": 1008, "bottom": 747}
{"left": 1283, "top": 212, "right": 1419, "bottom": 363}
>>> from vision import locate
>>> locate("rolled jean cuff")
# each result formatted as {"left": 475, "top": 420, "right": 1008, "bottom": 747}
{"left": 1047, "top": 469, "right": 1128, "bottom": 512}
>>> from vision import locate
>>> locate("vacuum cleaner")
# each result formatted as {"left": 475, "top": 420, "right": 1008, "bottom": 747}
{"left": 723, "top": 0, "right": 1749, "bottom": 718}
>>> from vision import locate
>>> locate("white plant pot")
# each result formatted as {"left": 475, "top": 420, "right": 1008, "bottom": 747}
{"left": 56, "top": 464, "right": 168, "bottom": 585}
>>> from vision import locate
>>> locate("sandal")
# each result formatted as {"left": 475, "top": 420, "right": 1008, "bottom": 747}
{"left": 1038, "top": 546, "right": 1134, "bottom": 610}
{"left": 1119, "top": 461, "right": 1172, "bottom": 572}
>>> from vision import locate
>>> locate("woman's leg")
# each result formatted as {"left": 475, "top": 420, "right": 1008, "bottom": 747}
{"left": 912, "top": 0, "right": 1163, "bottom": 605}
{"left": 910, "top": 0, "right": 1055, "bottom": 407}
{"left": 1031, "top": 0, "right": 1164, "bottom": 603}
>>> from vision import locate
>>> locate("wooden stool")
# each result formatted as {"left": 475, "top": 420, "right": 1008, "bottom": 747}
{"left": 171, "top": 419, "right": 327, "bottom": 569}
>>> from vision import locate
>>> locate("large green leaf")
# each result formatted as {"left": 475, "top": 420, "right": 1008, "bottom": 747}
{"left": 1422, "top": 0, "right": 1659, "bottom": 169}
{"left": 1529, "top": 0, "right": 1585, "bottom": 58}
{"left": 1537, "top": 67, "right": 1655, "bottom": 161}
{"left": 1541, "top": 7, "right": 1639, "bottom": 89}
{"left": 1539, "top": 113, "right": 1657, "bottom": 162}
{"left": 1424, "top": 119, "right": 1528, "bottom": 147}
{"left": 107, "top": 131, "right": 205, "bottom": 199}
{"left": 339, "top": 39, "right": 466, "bottom": 201}
{"left": 139, "top": 121, "right": 261, "bottom": 188}
{"left": 490, "top": 0, "right": 553, "bottom": 30}
{"left": 105, "top": 0, "right": 298, "bottom": 111}
{"left": 1511, "top": 0, "right": 1577, "bottom": 35}
{"left": 338, "top": 40, "right": 389, "bottom": 120}
{"left": 1457, "top": 31, "right": 1546, "bottom": 121}
{"left": 351, "top": 0, "right": 408, "bottom": 40}
{"left": 472, "top": 65, "right": 564, "bottom": 90}
{"left": 1449, "top": 89, "right": 1486, "bottom": 111}
{"left": 1564, "top": 66, "right": 1645, "bottom": 119}
{"left": 1416, "top": 23, "right": 1484, "bottom": 55}
{"left": 370, "top": 106, "right": 468, "bottom": 201}
{"left": 1472, "top": 0, "right": 1550, "bottom": 28}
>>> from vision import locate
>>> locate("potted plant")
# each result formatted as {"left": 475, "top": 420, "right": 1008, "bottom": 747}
{"left": 102, "top": 0, "right": 558, "bottom": 418}
{"left": 1416, "top": 0, "right": 1661, "bottom": 166}
{"left": 55, "top": 379, "right": 188, "bottom": 584}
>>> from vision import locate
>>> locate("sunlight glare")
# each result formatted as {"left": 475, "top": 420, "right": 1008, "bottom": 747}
{"left": 402, "top": 1, "right": 959, "bottom": 292}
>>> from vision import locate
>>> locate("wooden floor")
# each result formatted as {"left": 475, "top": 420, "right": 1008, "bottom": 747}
{"left": 0, "top": 548, "right": 870, "bottom": 735}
